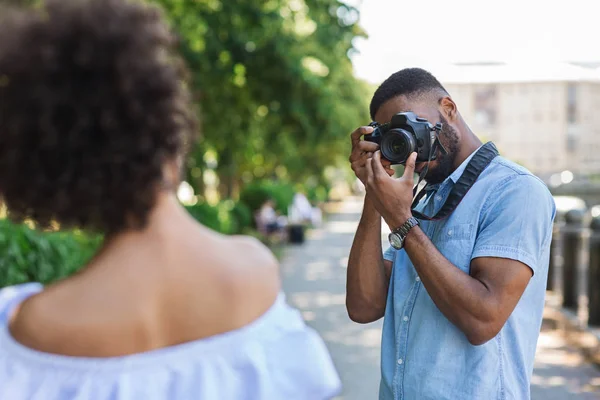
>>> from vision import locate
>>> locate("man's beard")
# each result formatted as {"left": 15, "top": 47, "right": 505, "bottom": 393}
{"left": 423, "top": 113, "right": 459, "bottom": 185}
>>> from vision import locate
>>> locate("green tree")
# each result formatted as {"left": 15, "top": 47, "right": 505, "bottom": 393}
{"left": 151, "top": 0, "right": 371, "bottom": 199}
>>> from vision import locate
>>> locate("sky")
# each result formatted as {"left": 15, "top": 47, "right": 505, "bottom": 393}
{"left": 347, "top": 0, "right": 600, "bottom": 84}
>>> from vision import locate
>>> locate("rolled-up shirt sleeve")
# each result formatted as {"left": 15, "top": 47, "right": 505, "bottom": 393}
{"left": 471, "top": 174, "right": 556, "bottom": 275}
{"left": 383, "top": 245, "right": 396, "bottom": 262}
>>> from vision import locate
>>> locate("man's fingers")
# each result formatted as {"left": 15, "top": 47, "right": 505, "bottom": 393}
{"left": 402, "top": 152, "right": 418, "bottom": 181}
{"left": 371, "top": 151, "right": 389, "bottom": 181}
{"left": 364, "top": 152, "right": 374, "bottom": 184}
{"left": 357, "top": 140, "right": 379, "bottom": 153}
{"left": 349, "top": 129, "right": 378, "bottom": 164}
{"left": 350, "top": 126, "right": 374, "bottom": 145}
{"left": 350, "top": 158, "right": 370, "bottom": 172}
{"left": 349, "top": 151, "right": 373, "bottom": 164}
{"left": 379, "top": 156, "right": 394, "bottom": 176}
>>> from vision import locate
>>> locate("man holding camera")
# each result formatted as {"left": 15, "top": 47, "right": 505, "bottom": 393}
{"left": 346, "top": 68, "right": 556, "bottom": 400}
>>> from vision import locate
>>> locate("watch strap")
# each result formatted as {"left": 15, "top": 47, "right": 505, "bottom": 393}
{"left": 392, "top": 216, "right": 419, "bottom": 239}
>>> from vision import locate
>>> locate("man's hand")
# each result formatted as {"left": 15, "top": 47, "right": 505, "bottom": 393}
{"left": 365, "top": 150, "right": 417, "bottom": 230}
{"left": 349, "top": 126, "right": 395, "bottom": 184}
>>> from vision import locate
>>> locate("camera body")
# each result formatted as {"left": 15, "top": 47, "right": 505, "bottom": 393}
{"left": 364, "top": 112, "right": 441, "bottom": 165}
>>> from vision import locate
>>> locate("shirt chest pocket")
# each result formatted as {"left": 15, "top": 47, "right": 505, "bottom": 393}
{"left": 435, "top": 223, "right": 476, "bottom": 271}
{"left": 440, "top": 223, "right": 474, "bottom": 241}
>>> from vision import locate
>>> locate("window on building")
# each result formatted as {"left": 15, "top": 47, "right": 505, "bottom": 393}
{"left": 567, "top": 134, "right": 577, "bottom": 153}
{"left": 567, "top": 83, "right": 577, "bottom": 124}
{"left": 520, "top": 84, "right": 528, "bottom": 94}
{"left": 473, "top": 85, "right": 497, "bottom": 127}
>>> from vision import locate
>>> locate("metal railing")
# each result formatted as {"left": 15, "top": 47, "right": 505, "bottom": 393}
{"left": 548, "top": 206, "right": 600, "bottom": 327}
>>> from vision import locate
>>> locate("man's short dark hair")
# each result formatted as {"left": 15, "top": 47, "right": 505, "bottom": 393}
{"left": 0, "top": 0, "right": 198, "bottom": 234}
{"left": 369, "top": 68, "right": 449, "bottom": 120}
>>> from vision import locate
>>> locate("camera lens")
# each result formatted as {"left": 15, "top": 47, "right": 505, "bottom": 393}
{"left": 380, "top": 128, "right": 416, "bottom": 164}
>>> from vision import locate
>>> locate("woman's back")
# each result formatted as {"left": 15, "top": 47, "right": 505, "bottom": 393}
{"left": 9, "top": 198, "right": 281, "bottom": 358}
{"left": 0, "top": 0, "right": 341, "bottom": 398}
{"left": 0, "top": 198, "right": 341, "bottom": 399}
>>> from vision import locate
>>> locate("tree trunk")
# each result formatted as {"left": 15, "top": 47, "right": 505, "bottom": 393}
{"left": 217, "top": 149, "right": 237, "bottom": 200}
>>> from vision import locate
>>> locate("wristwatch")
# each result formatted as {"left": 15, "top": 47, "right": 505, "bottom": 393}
{"left": 388, "top": 217, "right": 420, "bottom": 250}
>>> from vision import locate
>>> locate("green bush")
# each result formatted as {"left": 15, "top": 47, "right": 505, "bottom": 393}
{"left": 239, "top": 181, "right": 296, "bottom": 216}
{"left": 230, "top": 202, "right": 253, "bottom": 234}
{"left": 0, "top": 220, "right": 102, "bottom": 288}
{"left": 238, "top": 183, "right": 271, "bottom": 215}
{"left": 184, "top": 200, "right": 254, "bottom": 235}
{"left": 185, "top": 202, "right": 231, "bottom": 234}
{"left": 306, "top": 185, "right": 330, "bottom": 204}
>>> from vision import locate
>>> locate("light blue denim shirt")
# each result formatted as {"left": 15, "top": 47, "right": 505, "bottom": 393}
{"left": 380, "top": 150, "right": 556, "bottom": 400}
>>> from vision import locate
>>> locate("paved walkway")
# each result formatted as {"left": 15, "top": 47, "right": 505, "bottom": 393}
{"left": 279, "top": 196, "right": 600, "bottom": 400}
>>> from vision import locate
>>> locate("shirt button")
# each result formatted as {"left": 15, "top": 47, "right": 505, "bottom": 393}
{"left": 435, "top": 195, "right": 442, "bottom": 202}
{"left": 397, "top": 358, "right": 403, "bottom": 365}
{"left": 448, "top": 230, "right": 453, "bottom": 236}
{"left": 403, "top": 316, "right": 409, "bottom": 322}
{"left": 415, "top": 276, "right": 421, "bottom": 282}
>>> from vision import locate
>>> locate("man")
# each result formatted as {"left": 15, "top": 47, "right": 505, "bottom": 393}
{"left": 346, "top": 68, "right": 556, "bottom": 400}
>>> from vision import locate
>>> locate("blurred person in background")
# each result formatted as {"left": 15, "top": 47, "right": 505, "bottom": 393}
{"left": 345, "top": 68, "right": 556, "bottom": 400}
{"left": 256, "top": 197, "right": 287, "bottom": 242}
{"left": 290, "top": 191, "right": 313, "bottom": 225}
{"left": 0, "top": 0, "right": 340, "bottom": 399}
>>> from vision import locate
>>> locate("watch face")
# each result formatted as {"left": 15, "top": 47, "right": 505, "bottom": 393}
{"left": 389, "top": 232, "right": 404, "bottom": 249}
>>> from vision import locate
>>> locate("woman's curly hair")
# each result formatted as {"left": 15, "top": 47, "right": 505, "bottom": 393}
{"left": 0, "top": 0, "right": 198, "bottom": 234}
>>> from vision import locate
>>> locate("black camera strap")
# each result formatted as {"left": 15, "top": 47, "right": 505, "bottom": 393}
{"left": 411, "top": 133, "right": 446, "bottom": 199}
{"left": 411, "top": 141, "right": 499, "bottom": 221}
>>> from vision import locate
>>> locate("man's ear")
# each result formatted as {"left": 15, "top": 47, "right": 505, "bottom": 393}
{"left": 440, "top": 96, "right": 458, "bottom": 122}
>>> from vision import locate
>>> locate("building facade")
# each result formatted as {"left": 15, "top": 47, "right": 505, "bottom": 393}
{"left": 434, "top": 63, "right": 600, "bottom": 180}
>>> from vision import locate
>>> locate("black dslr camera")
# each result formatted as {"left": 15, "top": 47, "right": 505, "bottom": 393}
{"left": 364, "top": 112, "right": 443, "bottom": 165}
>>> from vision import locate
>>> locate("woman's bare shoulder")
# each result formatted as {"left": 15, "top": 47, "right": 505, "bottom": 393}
{"left": 219, "top": 235, "right": 282, "bottom": 317}
{"left": 228, "top": 235, "right": 279, "bottom": 269}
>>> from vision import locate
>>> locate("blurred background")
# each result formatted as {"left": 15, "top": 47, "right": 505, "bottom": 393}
{"left": 2, "top": 0, "right": 600, "bottom": 398}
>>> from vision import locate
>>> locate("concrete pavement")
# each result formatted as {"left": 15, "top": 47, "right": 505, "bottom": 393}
{"left": 279, "top": 196, "right": 600, "bottom": 399}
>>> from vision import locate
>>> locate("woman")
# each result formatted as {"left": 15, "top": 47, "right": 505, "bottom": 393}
{"left": 0, "top": 0, "right": 341, "bottom": 399}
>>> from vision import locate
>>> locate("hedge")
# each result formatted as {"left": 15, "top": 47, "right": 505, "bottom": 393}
{"left": 184, "top": 200, "right": 252, "bottom": 235}
{"left": 239, "top": 181, "right": 296, "bottom": 216}
{"left": 0, "top": 220, "right": 102, "bottom": 288}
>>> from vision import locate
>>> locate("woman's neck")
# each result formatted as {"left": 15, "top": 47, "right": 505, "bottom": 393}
{"left": 88, "top": 192, "right": 207, "bottom": 275}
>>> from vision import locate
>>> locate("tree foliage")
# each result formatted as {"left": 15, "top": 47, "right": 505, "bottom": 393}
{"left": 150, "top": 0, "right": 371, "bottom": 199}
{"left": 2, "top": 0, "right": 372, "bottom": 200}
{"left": 0, "top": 0, "right": 373, "bottom": 288}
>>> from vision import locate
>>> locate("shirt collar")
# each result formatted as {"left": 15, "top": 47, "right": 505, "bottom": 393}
{"left": 447, "top": 144, "right": 483, "bottom": 184}
{"left": 420, "top": 145, "right": 483, "bottom": 196}
{"left": 423, "top": 145, "right": 483, "bottom": 194}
